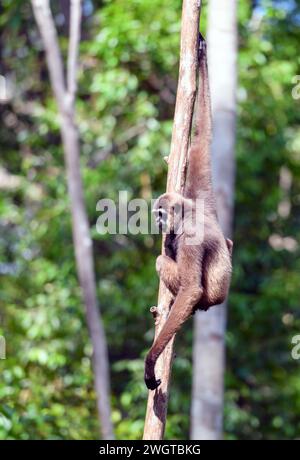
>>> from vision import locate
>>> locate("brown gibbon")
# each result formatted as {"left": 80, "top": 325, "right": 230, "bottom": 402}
{"left": 144, "top": 35, "right": 233, "bottom": 391}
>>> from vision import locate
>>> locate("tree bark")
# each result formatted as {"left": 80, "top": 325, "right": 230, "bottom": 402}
{"left": 31, "top": 0, "right": 114, "bottom": 440}
{"left": 143, "top": 0, "right": 202, "bottom": 441}
{"left": 190, "top": 0, "right": 237, "bottom": 440}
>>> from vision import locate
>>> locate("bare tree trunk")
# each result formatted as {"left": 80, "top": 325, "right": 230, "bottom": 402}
{"left": 190, "top": 0, "right": 237, "bottom": 440}
{"left": 31, "top": 0, "right": 114, "bottom": 440}
{"left": 143, "top": 0, "right": 202, "bottom": 441}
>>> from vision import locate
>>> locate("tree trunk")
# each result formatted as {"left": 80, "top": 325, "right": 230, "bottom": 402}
{"left": 143, "top": 0, "right": 202, "bottom": 441}
{"left": 190, "top": 0, "right": 237, "bottom": 440}
{"left": 31, "top": 0, "right": 114, "bottom": 440}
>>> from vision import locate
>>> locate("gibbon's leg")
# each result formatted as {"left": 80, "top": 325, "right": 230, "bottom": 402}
{"left": 201, "top": 241, "right": 232, "bottom": 308}
{"left": 145, "top": 286, "right": 202, "bottom": 390}
{"left": 202, "top": 256, "right": 228, "bottom": 307}
{"left": 156, "top": 255, "right": 180, "bottom": 296}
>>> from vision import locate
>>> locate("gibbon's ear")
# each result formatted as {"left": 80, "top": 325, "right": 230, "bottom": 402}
{"left": 226, "top": 238, "right": 233, "bottom": 255}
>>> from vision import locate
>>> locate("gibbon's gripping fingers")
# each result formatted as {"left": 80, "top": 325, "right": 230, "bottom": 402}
{"left": 156, "top": 255, "right": 180, "bottom": 296}
{"left": 144, "top": 287, "right": 203, "bottom": 390}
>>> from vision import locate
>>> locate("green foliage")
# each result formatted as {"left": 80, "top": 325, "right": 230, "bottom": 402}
{"left": 0, "top": 0, "right": 300, "bottom": 440}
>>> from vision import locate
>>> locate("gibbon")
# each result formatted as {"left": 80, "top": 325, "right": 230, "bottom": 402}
{"left": 145, "top": 35, "right": 233, "bottom": 390}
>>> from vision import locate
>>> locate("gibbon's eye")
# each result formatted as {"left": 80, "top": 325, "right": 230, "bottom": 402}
{"left": 152, "top": 207, "right": 167, "bottom": 227}
{"left": 159, "top": 208, "right": 167, "bottom": 222}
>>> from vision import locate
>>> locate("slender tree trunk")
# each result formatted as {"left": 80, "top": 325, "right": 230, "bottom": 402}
{"left": 143, "top": 0, "right": 202, "bottom": 441}
{"left": 190, "top": 0, "right": 237, "bottom": 440}
{"left": 31, "top": 0, "right": 114, "bottom": 440}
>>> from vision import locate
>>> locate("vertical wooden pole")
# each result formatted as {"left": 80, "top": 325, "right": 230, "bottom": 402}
{"left": 143, "top": 0, "right": 202, "bottom": 440}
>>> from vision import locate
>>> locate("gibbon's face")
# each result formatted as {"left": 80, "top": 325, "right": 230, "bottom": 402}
{"left": 152, "top": 193, "right": 185, "bottom": 234}
{"left": 152, "top": 203, "right": 168, "bottom": 232}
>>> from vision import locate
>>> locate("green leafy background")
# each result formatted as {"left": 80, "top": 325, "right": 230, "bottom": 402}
{"left": 0, "top": 0, "right": 300, "bottom": 439}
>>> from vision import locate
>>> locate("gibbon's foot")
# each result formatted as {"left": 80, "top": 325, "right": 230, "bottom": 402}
{"left": 145, "top": 376, "right": 161, "bottom": 391}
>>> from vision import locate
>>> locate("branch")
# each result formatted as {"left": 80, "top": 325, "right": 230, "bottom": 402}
{"left": 31, "top": 0, "right": 114, "bottom": 439}
{"left": 67, "top": 0, "right": 82, "bottom": 107}
{"left": 31, "top": 0, "right": 66, "bottom": 110}
{"left": 143, "top": 0, "right": 202, "bottom": 440}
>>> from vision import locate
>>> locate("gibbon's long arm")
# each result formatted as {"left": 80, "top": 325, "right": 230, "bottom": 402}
{"left": 184, "top": 35, "right": 213, "bottom": 199}
{"left": 144, "top": 35, "right": 233, "bottom": 391}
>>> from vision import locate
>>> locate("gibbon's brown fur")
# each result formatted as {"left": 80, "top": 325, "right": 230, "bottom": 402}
{"left": 144, "top": 35, "right": 233, "bottom": 390}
